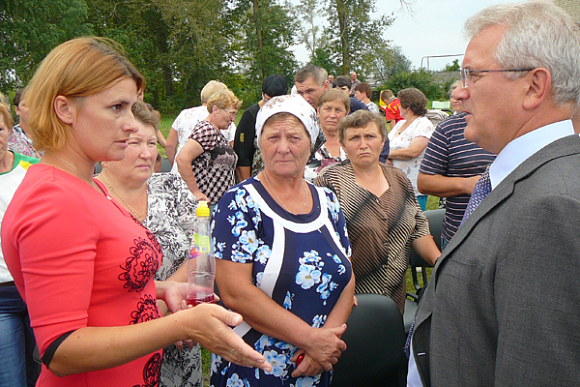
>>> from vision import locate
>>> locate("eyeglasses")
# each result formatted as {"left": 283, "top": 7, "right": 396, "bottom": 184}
{"left": 220, "top": 109, "right": 238, "bottom": 119}
{"left": 461, "top": 68, "right": 535, "bottom": 88}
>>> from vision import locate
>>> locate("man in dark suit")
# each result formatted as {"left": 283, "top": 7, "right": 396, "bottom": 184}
{"left": 408, "top": 1, "right": 580, "bottom": 386}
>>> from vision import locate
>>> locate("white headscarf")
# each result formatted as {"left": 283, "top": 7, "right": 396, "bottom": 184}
{"left": 255, "top": 94, "right": 320, "bottom": 149}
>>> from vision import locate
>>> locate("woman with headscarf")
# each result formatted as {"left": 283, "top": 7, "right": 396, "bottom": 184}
{"left": 211, "top": 94, "right": 355, "bottom": 387}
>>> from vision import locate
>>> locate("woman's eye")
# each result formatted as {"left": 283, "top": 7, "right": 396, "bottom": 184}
{"left": 112, "top": 104, "right": 122, "bottom": 112}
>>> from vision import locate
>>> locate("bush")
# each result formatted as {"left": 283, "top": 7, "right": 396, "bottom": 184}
{"left": 380, "top": 69, "right": 448, "bottom": 101}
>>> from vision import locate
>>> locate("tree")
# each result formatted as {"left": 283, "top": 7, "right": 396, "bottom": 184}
{"left": 364, "top": 44, "right": 412, "bottom": 84}
{"left": 443, "top": 59, "right": 460, "bottom": 72}
{"left": 296, "top": 0, "right": 415, "bottom": 78}
{"left": 295, "top": 0, "right": 323, "bottom": 59}
{"left": 0, "top": 0, "right": 91, "bottom": 91}
{"left": 310, "top": 47, "right": 338, "bottom": 74}
{"left": 323, "top": 0, "right": 395, "bottom": 76}
{"left": 86, "top": 0, "right": 227, "bottom": 111}
{"left": 382, "top": 69, "right": 447, "bottom": 101}
{"left": 224, "top": 0, "right": 299, "bottom": 103}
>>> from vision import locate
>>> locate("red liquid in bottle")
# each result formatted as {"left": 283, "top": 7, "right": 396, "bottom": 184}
{"left": 186, "top": 289, "right": 216, "bottom": 306}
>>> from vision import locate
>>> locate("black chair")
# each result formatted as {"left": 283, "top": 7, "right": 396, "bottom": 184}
{"left": 403, "top": 208, "right": 444, "bottom": 333}
{"left": 331, "top": 294, "right": 407, "bottom": 387}
{"left": 160, "top": 157, "right": 172, "bottom": 172}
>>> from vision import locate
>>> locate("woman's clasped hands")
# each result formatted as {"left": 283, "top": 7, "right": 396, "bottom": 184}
{"left": 290, "top": 324, "right": 347, "bottom": 378}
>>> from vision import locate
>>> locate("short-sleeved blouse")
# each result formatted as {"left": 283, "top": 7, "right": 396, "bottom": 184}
{"left": 189, "top": 120, "right": 238, "bottom": 204}
{"left": 145, "top": 173, "right": 202, "bottom": 387}
{"left": 8, "top": 125, "right": 41, "bottom": 158}
{"left": 171, "top": 108, "right": 237, "bottom": 174}
{"left": 304, "top": 144, "right": 348, "bottom": 182}
{"left": 1, "top": 165, "right": 162, "bottom": 387}
{"left": 388, "top": 116, "right": 434, "bottom": 196}
{"left": 210, "top": 176, "right": 352, "bottom": 387}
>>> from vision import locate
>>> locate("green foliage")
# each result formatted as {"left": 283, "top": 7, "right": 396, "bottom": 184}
{"left": 382, "top": 69, "right": 448, "bottom": 101}
{"left": 309, "top": 47, "right": 338, "bottom": 75}
{"left": 227, "top": 0, "right": 299, "bottom": 103}
{"left": 370, "top": 45, "right": 412, "bottom": 84}
{"left": 295, "top": 0, "right": 323, "bottom": 58}
{"left": 323, "top": 0, "right": 394, "bottom": 76}
{"left": 0, "top": 0, "right": 92, "bottom": 91}
{"left": 444, "top": 59, "right": 460, "bottom": 72}
{"left": 1, "top": 0, "right": 299, "bottom": 113}
{"left": 86, "top": 0, "right": 227, "bottom": 112}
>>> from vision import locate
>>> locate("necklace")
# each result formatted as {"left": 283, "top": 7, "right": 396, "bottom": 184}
{"left": 51, "top": 154, "right": 93, "bottom": 185}
{"left": 263, "top": 172, "right": 308, "bottom": 214}
{"left": 100, "top": 174, "right": 148, "bottom": 222}
{"left": 52, "top": 154, "right": 80, "bottom": 172}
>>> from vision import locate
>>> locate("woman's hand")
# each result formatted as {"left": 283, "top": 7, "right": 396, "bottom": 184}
{"left": 290, "top": 349, "right": 324, "bottom": 377}
{"left": 192, "top": 190, "right": 209, "bottom": 202}
{"left": 301, "top": 324, "right": 347, "bottom": 372}
{"left": 181, "top": 304, "right": 272, "bottom": 372}
{"left": 158, "top": 281, "right": 188, "bottom": 313}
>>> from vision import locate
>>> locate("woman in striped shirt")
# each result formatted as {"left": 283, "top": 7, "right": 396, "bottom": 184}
{"left": 315, "top": 110, "right": 440, "bottom": 313}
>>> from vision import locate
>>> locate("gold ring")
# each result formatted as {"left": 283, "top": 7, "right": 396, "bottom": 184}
{"left": 230, "top": 348, "right": 236, "bottom": 355}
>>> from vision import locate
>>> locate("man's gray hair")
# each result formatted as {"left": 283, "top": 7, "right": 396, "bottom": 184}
{"left": 294, "top": 65, "right": 328, "bottom": 87}
{"left": 464, "top": 0, "right": 580, "bottom": 105}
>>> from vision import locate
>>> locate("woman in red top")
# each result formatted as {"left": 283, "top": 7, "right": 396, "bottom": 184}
{"left": 1, "top": 37, "right": 270, "bottom": 387}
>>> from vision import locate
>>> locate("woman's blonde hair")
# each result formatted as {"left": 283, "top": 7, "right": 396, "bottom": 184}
{"left": 0, "top": 94, "right": 14, "bottom": 130}
{"left": 200, "top": 81, "right": 227, "bottom": 104}
{"left": 132, "top": 100, "right": 159, "bottom": 134}
{"left": 25, "top": 37, "right": 145, "bottom": 152}
{"left": 206, "top": 89, "right": 242, "bottom": 113}
{"left": 318, "top": 89, "right": 350, "bottom": 115}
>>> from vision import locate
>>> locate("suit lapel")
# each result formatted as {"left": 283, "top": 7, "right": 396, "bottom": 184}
{"left": 416, "top": 134, "right": 580, "bottom": 324}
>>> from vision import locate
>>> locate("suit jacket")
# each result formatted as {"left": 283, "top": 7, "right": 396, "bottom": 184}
{"left": 412, "top": 134, "right": 580, "bottom": 386}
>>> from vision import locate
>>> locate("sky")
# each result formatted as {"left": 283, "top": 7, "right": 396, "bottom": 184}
{"left": 291, "top": 0, "right": 522, "bottom": 71}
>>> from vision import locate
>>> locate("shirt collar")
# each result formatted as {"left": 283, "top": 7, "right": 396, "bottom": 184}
{"left": 489, "top": 120, "right": 574, "bottom": 189}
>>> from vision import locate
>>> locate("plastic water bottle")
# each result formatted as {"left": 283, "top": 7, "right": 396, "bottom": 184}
{"left": 186, "top": 201, "right": 216, "bottom": 306}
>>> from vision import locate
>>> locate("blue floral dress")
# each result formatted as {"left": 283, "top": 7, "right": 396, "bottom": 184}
{"left": 210, "top": 176, "right": 352, "bottom": 387}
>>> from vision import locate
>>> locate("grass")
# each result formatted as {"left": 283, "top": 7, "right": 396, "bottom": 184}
{"left": 405, "top": 195, "right": 439, "bottom": 294}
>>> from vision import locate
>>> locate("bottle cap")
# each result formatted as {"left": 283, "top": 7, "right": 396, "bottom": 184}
{"left": 196, "top": 201, "right": 210, "bottom": 217}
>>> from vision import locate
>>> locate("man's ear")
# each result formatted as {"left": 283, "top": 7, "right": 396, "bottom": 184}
{"left": 523, "top": 67, "right": 551, "bottom": 110}
{"left": 54, "top": 96, "right": 76, "bottom": 125}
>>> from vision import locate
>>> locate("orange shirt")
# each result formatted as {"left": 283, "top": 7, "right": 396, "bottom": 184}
{"left": 385, "top": 97, "right": 403, "bottom": 123}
